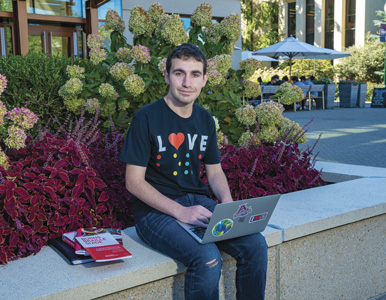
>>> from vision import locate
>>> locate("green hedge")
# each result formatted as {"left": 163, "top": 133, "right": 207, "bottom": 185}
{"left": 0, "top": 53, "right": 96, "bottom": 129}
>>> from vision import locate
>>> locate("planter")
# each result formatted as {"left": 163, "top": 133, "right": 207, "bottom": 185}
{"left": 357, "top": 84, "right": 367, "bottom": 108}
{"left": 323, "top": 83, "right": 336, "bottom": 109}
{"left": 339, "top": 84, "right": 359, "bottom": 108}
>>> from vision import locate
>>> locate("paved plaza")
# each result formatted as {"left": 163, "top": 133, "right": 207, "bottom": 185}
{"left": 283, "top": 105, "right": 386, "bottom": 168}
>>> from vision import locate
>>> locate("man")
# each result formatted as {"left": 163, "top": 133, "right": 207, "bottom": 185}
{"left": 304, "top": 76, "right": 317, "bottom": 97}
{"left": 119, "top": 43, "right": 268, "bottom": 300}
{"left": 292, "top": 75, "right": 307, "bottom": 110}
{"left": 267, "top": 74, "right": 280, "bottom": 85}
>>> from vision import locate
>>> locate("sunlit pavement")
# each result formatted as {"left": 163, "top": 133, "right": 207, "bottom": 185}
{"left": 283, "top": 103, "right": 386, "bottom": 168}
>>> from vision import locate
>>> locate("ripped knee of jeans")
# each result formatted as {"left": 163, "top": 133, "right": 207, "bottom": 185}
{"left": 206, "top": 259, "right": 219, "bottom": 268}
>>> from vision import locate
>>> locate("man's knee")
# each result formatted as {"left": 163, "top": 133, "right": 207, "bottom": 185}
{"left": 206, "top": 258, "right": 220, "bottom": 268}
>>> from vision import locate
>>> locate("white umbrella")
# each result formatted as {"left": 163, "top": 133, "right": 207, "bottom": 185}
{"left": 280, "top": 48, "right": 351, "bottom": 75}
{"left": 252, "top": 35, "right": 331, "bottom": 77}
{"left": 241, "top": 50, "right": 278, "bottom": 62}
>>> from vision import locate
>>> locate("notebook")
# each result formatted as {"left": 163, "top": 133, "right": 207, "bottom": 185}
{"left": 176, "top": 194, "right": 280, "bottom": 244}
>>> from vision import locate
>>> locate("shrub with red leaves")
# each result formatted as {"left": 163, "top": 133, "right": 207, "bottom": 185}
{"left": 0, "top": 114, "right": 133, "bottom": 265}
{"left": 202, "top": 139, "right": 325, "bottom": 201}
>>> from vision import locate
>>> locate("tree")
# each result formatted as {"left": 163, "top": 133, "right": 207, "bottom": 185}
{"left": 373, "top": 9, "right": 386, "bottom": 85}
{"left": 335, "top": 34, "right": 385, "bottom": 83}
{"left": 241, "top": 0, "right": 281, "bottom": 51}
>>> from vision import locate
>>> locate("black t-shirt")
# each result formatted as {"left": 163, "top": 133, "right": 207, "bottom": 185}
{"left": 119, "top": 98, "right": 220, "bottom": 217}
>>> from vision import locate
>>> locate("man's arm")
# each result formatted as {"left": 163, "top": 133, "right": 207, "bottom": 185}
{"left": 205, "top": 163, "right": 233, "bottom": 203}
{"left": 125, "top": 163, "right": 212, "bottom": 226}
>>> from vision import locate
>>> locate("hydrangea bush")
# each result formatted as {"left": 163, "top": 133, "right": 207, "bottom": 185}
{"left": 58, "top": 3, "right": 259, "bottom": 143}
{"left": 0, "top": 75, "right": 39, "bottom": 166}
{"left": 275, "top": 82, "right": 305, "bottom": 105}
{"left": 235, "top": 102, "right": 306, "bottom": 146}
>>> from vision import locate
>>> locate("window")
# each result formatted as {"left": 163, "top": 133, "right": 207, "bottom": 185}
{"left": 179, "top": 15, "right": 222, "bottom": 31}
{"left": 0, "top": 23, "right": 13, "bottom": 57}
{"left": 288, "top": 2, "right": 296, "bottom": 38}
{"left": 0, "top": 0, "right": 12, "bottom": 12}
{"left": 98, "top": 0, "right": 122, "bottom": 20}
{"left": 345, "top": 0, "right": 355, "bottom": 47}
{"left": 324, "top": 0, "right": 334, "bottom": 49}
{"left": 181, "top": 17, "right": 191, "bottom": 31}
{"left": 27, "top": 0, "right": 85, "bottom": 17}
{"left": 98, "top": 0, "right": 123, "bottom": 51}
{"left": 306, "top": 0, "right": 314, "bottom": 44}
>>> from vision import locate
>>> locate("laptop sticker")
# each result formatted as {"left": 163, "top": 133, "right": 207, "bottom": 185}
{"left": 249, "top": 213, "right": 268, "bottom": 223}
{"left": 233, "top": 203, "right": 252, "bottom": 219}
{"left": 212, "top": 219, "right": 233, "bottom": 237}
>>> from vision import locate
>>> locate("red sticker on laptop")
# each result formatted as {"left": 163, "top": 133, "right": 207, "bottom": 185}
{"left": 212, "top": 219, "right": 233, "bottom": 236}
{"left": 233, "top": 203, "right": 252, "bottom": 219}
{"left": 249, "top": 213, "right": 268, "bottom": 223}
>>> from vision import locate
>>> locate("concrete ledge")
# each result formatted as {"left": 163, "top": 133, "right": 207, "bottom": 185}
{"left": 268, "top": 177, "right": 386, "bottom": 241}
{"left": 1, "top": 162, "right": 385, "bottom": 300}
{"left": 315, "top": 161, "right": 386, "bottom": 183}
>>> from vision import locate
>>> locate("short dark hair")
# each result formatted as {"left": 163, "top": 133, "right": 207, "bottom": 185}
{"left": 309, "top": 75, "right": 315, "bottom": 81}
{"left": 282, "top": 75, "right": 289, "bottom": 81}
{"left": 300, "top": 76, "right": 306, "bottom": 81}
{"left": 291, "top": 76, "right": 299, "bottom": 82}
{"left": 272, "top": 75, "right": 280, "bottom": 80}
{"left": 166, "top": 43, "right": 207, "bottom": 75}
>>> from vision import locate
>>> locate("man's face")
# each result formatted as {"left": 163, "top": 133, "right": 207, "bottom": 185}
{"left": 164, "top": 57, "right": 208, "bottom": 107}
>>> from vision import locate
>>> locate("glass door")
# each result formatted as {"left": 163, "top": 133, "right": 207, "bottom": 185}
{"left": 28, "top": 25, "right": 84, "bottom": 57}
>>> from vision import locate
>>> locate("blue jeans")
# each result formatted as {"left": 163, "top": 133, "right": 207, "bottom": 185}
{"left": 135, "top": 194, "right": 268, "bottom": 300}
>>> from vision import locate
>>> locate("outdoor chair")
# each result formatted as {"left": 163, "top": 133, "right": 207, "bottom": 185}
{"left": 261, "top": 85, "right": 280, "bottom": 102}
{"left": 294, "top": 85, "right": 310, "bottom": 112}
{"left": 308, "top": 85, "right": 325, "bottom": 110}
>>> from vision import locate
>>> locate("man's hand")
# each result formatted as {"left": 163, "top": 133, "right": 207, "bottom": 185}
{"left": 177, "top": 205, "right": 213, "bottom": 227}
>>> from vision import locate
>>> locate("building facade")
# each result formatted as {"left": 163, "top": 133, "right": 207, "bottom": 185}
{"left": 0, "top": 0, "right": 122, "bottom": 57}
{"left": 278, "top": 0, "right": 386, "bottom": 51}
{"left": 0, "top": 0, "right": 241, "bottom": 66}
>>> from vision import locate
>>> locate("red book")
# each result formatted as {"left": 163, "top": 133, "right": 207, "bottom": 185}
{"left": 76, "top": 232, "right": 132, "bottom": 262}
{"left": 63, "top": 228, "right": 123, "bottom": 256}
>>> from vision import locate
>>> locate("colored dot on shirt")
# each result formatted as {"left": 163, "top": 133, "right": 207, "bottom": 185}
{"left": 198, "top": 154, "right": 202, "bottom": 159}
{"left": 184, "top": 170, "right": 189, "bottom": 175}
{"left": 173, "top": 171, "right": 178, "bottom": 176}
{"left": 185, "top": 162, "right": 189, "bottom": 166}
{"left": 173, "top": 153, "right": 177, "bottom": 158}
{"left": 157, "top": 155, "right": 161, "bottom": 160}
{"left": 156, "top": 163, "right": 160, "bottom": 167}
{"left": 178, "top": 161, "right": 181, "bottom": 166}
{"left": 186, "top": 153, "right": 190, "bottom": 158}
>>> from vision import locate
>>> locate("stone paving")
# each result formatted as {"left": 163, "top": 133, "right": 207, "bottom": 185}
{"left": 283, "top": 105, "right": 386, "bottom": 168}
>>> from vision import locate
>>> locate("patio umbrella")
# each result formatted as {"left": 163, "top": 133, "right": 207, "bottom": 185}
{"left": 241, "top": 50, "right": 278, "bottom": 62}
{"left": 252, "top": 35, "right": 332, "bottom": 77}
{"left": 280, "top": 48, "right": 351, "bottom": 75}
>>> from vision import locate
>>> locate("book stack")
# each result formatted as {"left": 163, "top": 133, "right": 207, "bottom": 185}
{"left": 48, "top": 228, "right": 132, "bottom": 265}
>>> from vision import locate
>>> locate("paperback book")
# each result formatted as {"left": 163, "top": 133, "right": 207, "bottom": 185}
{"left": 63, "top": 228, "right": 123, "bottom": 256}
{"left": 48, "top": 237, "right": 95, "bottom": 265}
{"left": 76, "top": 232, "right": 132, "bottom": 262}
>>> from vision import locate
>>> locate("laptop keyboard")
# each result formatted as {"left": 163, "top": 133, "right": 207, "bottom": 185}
{"left": 190, "top": 227, "right": 206, "bottom": 239}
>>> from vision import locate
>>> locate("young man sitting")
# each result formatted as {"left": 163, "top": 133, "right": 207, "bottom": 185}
{"left": 120, "top": 43, "right": 268, "bottom": 300}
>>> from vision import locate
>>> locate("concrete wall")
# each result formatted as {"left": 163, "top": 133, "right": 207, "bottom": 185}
{"left": 121, "top": 0, "right": 242, "bottom": 68}
{"left": 97, "top": 215, "right": 386, "bottom": 300}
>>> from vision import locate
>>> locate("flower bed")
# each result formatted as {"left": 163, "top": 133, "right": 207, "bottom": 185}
{"left": 0, "top": 3, "right": 326, "bottom": 265}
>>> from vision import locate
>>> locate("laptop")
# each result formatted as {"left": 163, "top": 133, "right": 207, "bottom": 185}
{"left": 176, "top": 194, "right": 280, "bottom": 244}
